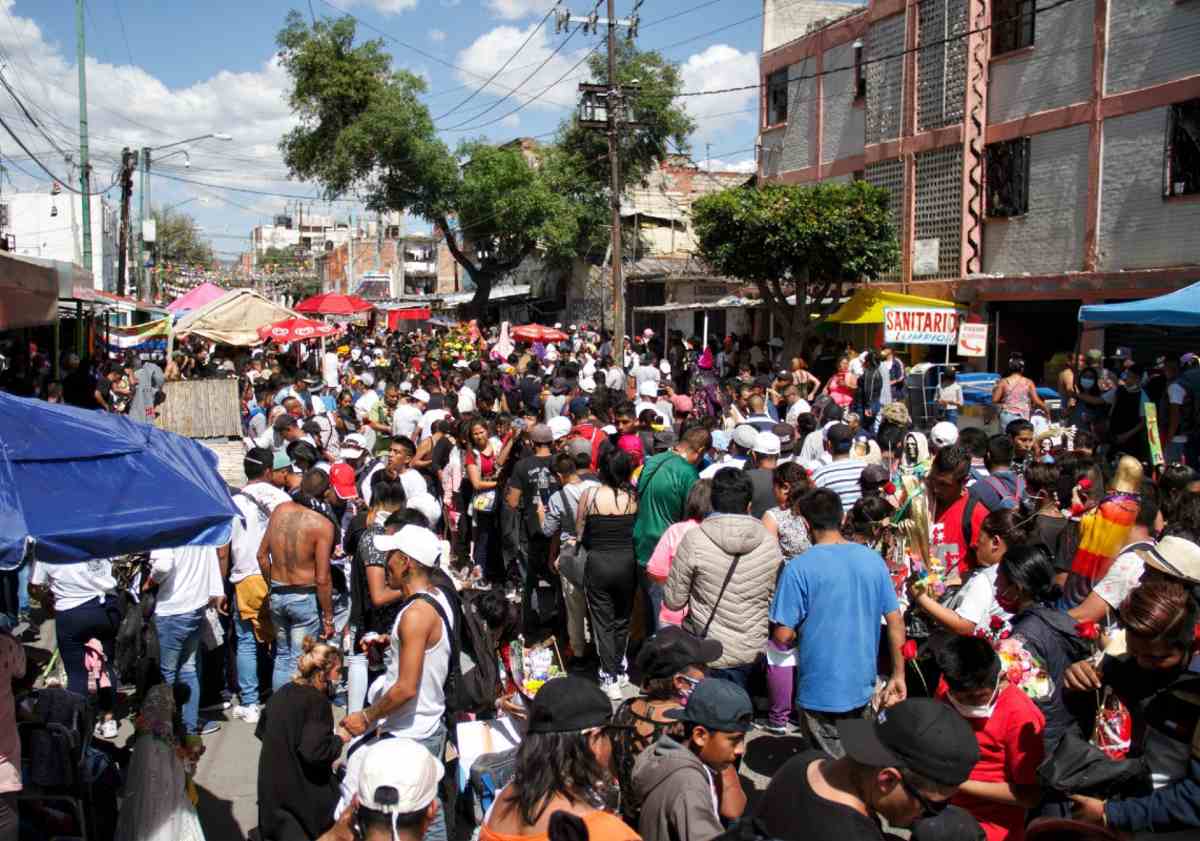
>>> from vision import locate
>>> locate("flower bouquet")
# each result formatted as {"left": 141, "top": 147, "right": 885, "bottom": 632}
{"left": 976, "top": 616, "right": 1054, "bottom": 702}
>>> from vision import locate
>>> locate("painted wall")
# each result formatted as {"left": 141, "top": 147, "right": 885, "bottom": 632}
{"left": 6, "top": 192, "right": 118, "bottom": 291}
{"left": 763, "top": 0, "right": 865, "bottom": 54}
{"left": 987, "top": 0, "right": 1093, "bottom": 125}
{"left": 1106, "top": 0, "right": 1200, "bottom": 95}
{"left": 822, "top": 40, "right": 866, "bottom": 163}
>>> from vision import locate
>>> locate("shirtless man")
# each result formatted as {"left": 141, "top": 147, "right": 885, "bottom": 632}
{"left": 257, "top": 498, "right": 335, "bottom": 691}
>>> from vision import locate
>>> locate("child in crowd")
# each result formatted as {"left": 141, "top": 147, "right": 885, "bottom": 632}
{"left": 936, "top": 635, "right": 1045, "bottom": 841}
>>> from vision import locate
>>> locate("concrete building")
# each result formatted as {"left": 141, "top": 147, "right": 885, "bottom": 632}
{"left": 759, "top": 0, "right": 1200, "bottom": 376}
{"left": 316, "top": 234, "right": 438, "bottom": 299}
{"left": 2, "top": 191, "right": 121, "bottom": 292}
{"left": 250, "top": 212, "right": 352, "bottom": 265}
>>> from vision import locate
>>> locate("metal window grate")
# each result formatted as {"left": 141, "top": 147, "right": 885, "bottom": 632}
{"left": 917, "top": 0, "right": 968, "bottom": 132}
{"left": 992, "top": 0, "right": 1035, "bottom": 56}
{"left": 866, "top": 158, "right": 905, "bottom": 282}
{"left": 767, "top": 70, "right": 789, "bottom": 125}
{"left": 865, "top": 15, "right": 907, "bottom": 144}
{"left": 1164, "top": 99, "right": 1200, "bottom": 199}
{"left": 914, "top": 146, "right": 963, "bottom": 279}
{"left": 985, "top": 137, "right": 1031, "bottom": 217}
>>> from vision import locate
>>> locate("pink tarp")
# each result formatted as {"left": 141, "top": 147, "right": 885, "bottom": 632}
{"left": 166, "top": 282, "right": 227, "bottom": 313}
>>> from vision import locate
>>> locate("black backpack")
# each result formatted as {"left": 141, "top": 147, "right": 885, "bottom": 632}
{"left": 409, "top": 585, "right": 500, "bottom": 723}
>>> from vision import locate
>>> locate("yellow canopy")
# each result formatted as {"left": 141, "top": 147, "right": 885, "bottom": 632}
{"left": 827, "top": 287, "right": 959, "bottom": 324}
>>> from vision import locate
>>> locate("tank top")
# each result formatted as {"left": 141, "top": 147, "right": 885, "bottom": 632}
{"left": 380, "top": 586, "right": 454, "bottom": 739}
{"left": 998, "top": 376, "right": 1033, "bottom": 418}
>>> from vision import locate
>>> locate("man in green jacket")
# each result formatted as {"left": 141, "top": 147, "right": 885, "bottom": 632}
{"left": 633, "top": 426, "right": 710, "bottom": 632}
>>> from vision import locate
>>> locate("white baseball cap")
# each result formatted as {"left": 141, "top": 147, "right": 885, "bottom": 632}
{"left": 930, "top": 421, "right": 959, "bottom": 448}
{"left": 753, "top": 431, "right": 781, "bottom": 456}
{"left": 406, "top": 492, "right": 442, "bottom": 528}
{"left": 639, "top": 381, "right": 658, "bottom": 398}
{"left": 399, "top": 381, "right": 413, "bottom": 393}
{"left": 548, "top": 416, "right": 571, "bottom": 441}
{"left": 357, "top": 737, "right": 444, "bottom": 813}
{"left": 339, "top": 432, "right": 368, "bottom": 459}
{"left": 412, "top": 388, "right": 431, "bottom": 404}
{"left": 732, "top": 424, "right": 759, "bottom": 450}
{"left": 375, "top": 525, "right": 441, "bottom": 567}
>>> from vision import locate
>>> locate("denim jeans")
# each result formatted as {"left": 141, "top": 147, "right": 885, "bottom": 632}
{"left": 269, "top": 590, "right": 321, "bottom": 692}
{"left": 415, "top": 725, "right": 447, "bottom": 841}
{"left": 231, "top": 591, "right": 264, "bottom": 707}
{"left": 638, "top": 567, "right": 662, "bottom": 638}
{"left": 16, "top": 561, "right": 29, "bottom": 615}
{"left": 56, "top": 595, "right": 120, "bottom": 700}
{"left": 156, "top": 607, "right": 205, "bottom": 735}
{"left": 944, "top": 409, "right": 959, "bottom": 427}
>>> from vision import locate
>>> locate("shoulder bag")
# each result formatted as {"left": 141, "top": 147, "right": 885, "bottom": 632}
{"left": 556, "top": 487, "right": 589, "bottom": 589}
{"left": 696, "top": 526, "right": 742, "bottom": 639}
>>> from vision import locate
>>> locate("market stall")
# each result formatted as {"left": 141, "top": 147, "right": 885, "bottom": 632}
{"left": 166, "top": 282, "right": 227, "bottom": 315}
{"left": 0, "top": 392, "right": 238, "bottom": 568}
{"left": 1077, "top": 281, "right": 1200, "bottom": 328}
{"left": 173, "top": 289, "right": 301, "bottom": 347}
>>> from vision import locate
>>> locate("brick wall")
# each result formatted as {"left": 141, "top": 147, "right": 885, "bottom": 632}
{"left": 822, "top": 40, "right": 865, "bottom": 163}
{"left": 778, "top": 54, "right": 819, "bottom": 171}
{"left": 988, "top": 0, "right": 1093, "bottom": 125}
{"left": 982, "top": 123, "right": 1089, "bottom": 276}
{"left": 1106, "top": 0, "right": 1200, "bottom": 94}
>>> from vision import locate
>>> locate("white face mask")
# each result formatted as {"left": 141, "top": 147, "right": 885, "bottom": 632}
{"left": 946, "top": 677, "right": 1001, "bottom": 719}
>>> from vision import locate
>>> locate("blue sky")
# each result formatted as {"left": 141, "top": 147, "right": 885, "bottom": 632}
{"left": 0, "top": 0, "right": 828, "bottom": 261}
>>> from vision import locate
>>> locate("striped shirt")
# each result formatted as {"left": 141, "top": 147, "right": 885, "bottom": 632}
{"left": 811, "top": 459, "right": 868, "bottom": 511}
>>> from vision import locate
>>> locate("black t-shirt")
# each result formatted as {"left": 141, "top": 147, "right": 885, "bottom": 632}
{"left": 63, "top": 368, "right": 98, "bottom": 409}
{"left": 746, "top": 468, "right": 776, "bottom": 520}
{"left": 510, "top": 454, "right": 556, "bottom": 536}
{"left": 97, "top": 377, "right": 114, "bottom": 409}
{"left": 755, "top": 751, "right": 884, "bottom": 841}
{"left": 1029, "top": 514, "right": 1069, "bottom": 568}
{"left": 432, "top": 436, "right": 453, "bottom": 471}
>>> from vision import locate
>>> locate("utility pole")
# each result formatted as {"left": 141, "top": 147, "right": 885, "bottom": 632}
{"left": 75, "top": 0, "right": 93, "bottom": 276}
{"left": 560, "top": 1, "right": 640, "bottom": 363}
{"left": 116, "top": 148, "right": 135, "bottom": 297}
{"left": 138, "top": 147, "right": 149, "bottom": 299}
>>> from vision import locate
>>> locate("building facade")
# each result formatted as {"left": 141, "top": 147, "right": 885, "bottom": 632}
{"left": 2, "top": 191, "right": 121, "bottom": 292}
{"left": 759, "top": 0, "right": 1200, "bottom": 372}
{"left": 316, "top": 234, "right": 438, "bottom": 298}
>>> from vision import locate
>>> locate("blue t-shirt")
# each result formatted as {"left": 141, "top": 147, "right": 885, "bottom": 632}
{"left": 770, "top": 542, "right": 899, "bottom": 713}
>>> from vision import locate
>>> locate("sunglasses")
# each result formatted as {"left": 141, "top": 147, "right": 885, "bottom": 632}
{"left": 900, "top": 776, "right": 949, "bottom": 818}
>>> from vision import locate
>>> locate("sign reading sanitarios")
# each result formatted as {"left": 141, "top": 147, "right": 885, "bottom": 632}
{"left": 883, "top": 307, "right": 960, "bottom": 345}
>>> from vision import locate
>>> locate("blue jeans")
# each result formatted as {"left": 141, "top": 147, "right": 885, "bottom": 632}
{"left": 269, "top": 589, "right": 321, "bottom": 692}
{"left": 943, "top": 409, "right": 959, "bottom": 426}
{"left": 999, "top": 411, "right": 1022, "bottom": 432}
{"left": 231, "top": 591, "right": 264, "bottom": 707}
{"left": 415, "top": 726, "right": 447, "bottom": 841}
{"left": 156, "top": 608, "right": 205, "bottom": 735}
{"left": 17, "top": 561, "right": 29, "bottom": 615}
{"left": 639, "top": 567, "right": 662, "bottom": 637}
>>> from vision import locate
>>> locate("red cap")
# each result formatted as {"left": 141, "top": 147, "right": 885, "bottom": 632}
{"left": 329, "top": 462, "right": 358, "bottom": 500}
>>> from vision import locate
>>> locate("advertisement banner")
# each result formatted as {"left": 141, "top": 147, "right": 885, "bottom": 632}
{"left": 957, "top": 322, "right": 989, "bottom": 357}
{"left": 883, "top": 307, "right": 960, "bottom": 345}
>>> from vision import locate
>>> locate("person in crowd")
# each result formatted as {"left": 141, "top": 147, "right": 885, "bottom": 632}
{"left": 939, "top": 370, "right": 963, "bottom": 426}
{"left": 465, "top": 418, "right": 510, "bottom": 588}
{"left": 930, "top": 421, "right": 960, "bottom": 456}
{"left": 699, "top": 424, "right": 755, "bottom": 479}
{"left": 148, "top": 544, "right": 225, "bottom": 738}
{"left": 540, "top": 451, "right": 599, "bottom": 662}
{"left": 1109, "top": 363, "right": 1150, "bottom": 465}
{"left": 326, "top": 736, "right": 444, "bottom": 841}
{"left": 0, "top": 626, "right": 22, "bottom": 840}
{"left": 762, "top": 461, "right": 813, "bottom": 559}
{"left": 934, "top": 635, "right": 1045, "bottom": 841}
{"left": 576, "top": 449, "right": 639, "bottom": 699}
{"left": 958, "top": 427, "right": 990, "bottom": 486}
{"left": 1023, "top": 462, "right": 1067, "bottom": 561}
{"left": 507, "top": 423, "right": 558, "bottom": 630}
{"left": 771, "top": 488, "right": 906, "bottom": 755}
{"left": 967, "top": 436, "right": 1024, "bottom": 515}
{"left": 755, "top": 698, "right": 980, "bottom": 841}
{"left": 820, "top": 356, "right": 857, "bottom": 410}
{"left": 1068, "top": 490, "right": 1160, "bottom": 625}
{"left": 844, "top": 494, "right": 896, "bottom": 550}
{"left": 994, "top": 543, "right": 1090, "bottom": 753}
{"left": 633, "top": 427, "right": 710, "bottom": 633}
{"left": 992, "top": 355, "right": 1046, "bottom": 430}
{"left": 259, "top": 492, "right": 337, "bottom": 691}
{"left": 925, "top": 445, "right": 990, "bottom": 577}
{"left": 339, "top": 525, "right": 452, "bottom": 841}
{"left": 633, "top": 678, "right": 750, "bottom": 841}
{"left": 364, "top": 436, "right": 426, "bottom": 506}
{"left": 1006, "top": 420, "right": 1037, "bottom": 476}
{"left": 745, "top": 430, "right": 781, "bottom": 519}
{"left": 256, "top": 637, "right": 347, "bottom": 841}
{"left": 855, "top": 350, "right": 885, "bottom": 430}
{"left": 812, "top": 422, "right": 868, "bottom": 510}
{"left": 645, "top": 479, "right": 712, "bottom": 627}
{"left": 664, "top": 468, "right": 782, "bottom": 689}
{"left": 478, "top": 676, "right": 638, "bottom": 841}
{"left": 911, "top": 509, "right": 1025, "bottom": 637}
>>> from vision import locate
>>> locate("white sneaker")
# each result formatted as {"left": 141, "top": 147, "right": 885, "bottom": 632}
{"left": 617, "top": 673, "right": 631, "bottom": 689}
{"left": 232, "top": 704, "right": 261, "bottom": 724}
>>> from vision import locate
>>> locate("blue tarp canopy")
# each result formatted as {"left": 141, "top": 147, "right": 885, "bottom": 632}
{"left": 1078, "top": 281, "right": 1200, "bottom": 327}
{"left": 0, "top": 393, "right": 238, "bottom": 569}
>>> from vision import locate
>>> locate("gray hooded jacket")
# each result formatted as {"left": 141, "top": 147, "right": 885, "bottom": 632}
{"left": 632, "top": 736, "right": 724, "bottom": 841}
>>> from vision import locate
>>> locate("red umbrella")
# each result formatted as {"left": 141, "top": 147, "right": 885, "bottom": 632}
{"left": 294, "top": 293, "right": 375, "bottom": 315}
{"left": 511, "top": 324, "right": 568, "bottom": 343}
{"left": 257, "top": 317, "right": 338, "bottom": 344}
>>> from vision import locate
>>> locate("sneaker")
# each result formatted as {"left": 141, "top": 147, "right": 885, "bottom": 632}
{"left": 231, "top": 704, "right": 261, "bottom": 724}
{"left": 198, "top": 720, "right": 221, "bottom": 736}
{"left": 200, "top": 699, "right": 231, "bottom": 713}
{"left": 94, "top": 719, "right": 119, "bottom": 740}
{"left": 756, "top": 721, "right": 793, "bottom": 736}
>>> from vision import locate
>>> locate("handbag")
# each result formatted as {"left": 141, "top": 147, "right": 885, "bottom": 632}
{"left": 472, "top": 489, "right": 498, "bottom": 513}
{"left": 556, "top": 488, "right": 588, "bottom": 588}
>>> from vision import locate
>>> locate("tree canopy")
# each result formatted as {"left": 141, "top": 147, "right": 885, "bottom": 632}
{"left": 274, "top": 11, "right": 693, "bottom": 314}
{"left": 692, "top": 180, "right": 901, "bottom": 355}
{"left": 151, "top": 207, "right": 212, "bottom": 266}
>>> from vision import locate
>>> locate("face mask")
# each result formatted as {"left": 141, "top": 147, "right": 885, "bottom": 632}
{"left": 1080, "top": 377, "right": 1096, "bottom": 389}
{"left": 995, "top": 590, "right": 1022, "bottom": 614}
{"left": 946, "top": 678, "right": 1000, "bottom": 719}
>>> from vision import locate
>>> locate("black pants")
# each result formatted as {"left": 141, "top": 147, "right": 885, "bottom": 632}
{"left": 55, "top": 595, "right": 120, "bottom": 709}
{"left": 585, "top": 551, "right": 637, "bottom": 678}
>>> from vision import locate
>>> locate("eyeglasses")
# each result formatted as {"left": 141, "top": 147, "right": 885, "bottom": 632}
{"left": 900, "top": 776, "right": 949, "bottom": 818}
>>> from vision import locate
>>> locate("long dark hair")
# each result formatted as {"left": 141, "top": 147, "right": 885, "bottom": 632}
{"left": 598, "top": 448, "right": 637, "bottom": 497}
{"left": 510, "top": 731, "right": 611, "bottom": 826}
{"left": 999, "top": 543, "right": 1061, "bottom": 606}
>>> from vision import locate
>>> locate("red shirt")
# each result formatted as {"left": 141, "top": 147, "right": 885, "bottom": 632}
{"left": 937, "top": 685, "right": 1046, "bottom": 841}
{"left": 934, "top": 493, "right": 988, "bottom": 576}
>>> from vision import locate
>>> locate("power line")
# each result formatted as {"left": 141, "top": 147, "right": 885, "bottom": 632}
{"left": 0, "top": 111, "right": 117, "bottom": 195}
{"left": 111, "top": 0, "right": 136, "bottom": 68}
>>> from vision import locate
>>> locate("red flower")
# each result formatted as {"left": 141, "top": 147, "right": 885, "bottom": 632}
{"left": 885, "top": 482, "right": 897, "bottom": 495}
{"left": 999, "top": 630, "right": 1012, "bottom": 640}
{"left": 1078, "top": 478, "right": 1093, "bottom": 491}
{"left": 1006, "top": 666, "right": 1024, "bottom": 685}
{"left": 901, "top": 639, "right": 918, "bottom": 660}
{"left": 1075, "top": 622, "right": 1100, "bottom": 640}
{"left": 1070, "top": 502, "right": 1086, "bottom": 517}
{"left": 989, "top": 615, "right": 1005, "bottom": 631}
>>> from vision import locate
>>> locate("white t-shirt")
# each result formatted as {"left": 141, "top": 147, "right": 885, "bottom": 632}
{"left": 392, "top": 403, "right": 423, "bottom": 440}
{"left": 229, "top": 483, "right": 292, "bottom": 583}
{"left": 939, "top": 383, "right": 964, "bottom": 409}
{"left": 30, "top": 558, "right": 116, "bottom": 612}
{"left": 322, "top": 352, "right": 340, "bottom": 389}
{"left": 418, "top": 409, "right": 449, "bottom": 442}
{"left": 150, "top": 545, "right": 224, "bottom": 617}
{"left": 360, "top": 465, "right": 428, "bottom": 507}
{"left": 786, "top": 399, "right": 812, "bottom": 425}
{"left": 698, "top": 455, "right": 746, "bottom": 479}
{"left": 457, "top": 388, "right": 478, "bottom": 414}
{"left": 952, "top": 565, "right": 1011, "bottom": 630}
{"left": 1168, "top": 382, "right": 1188, "bottom": 443}
{"left": 1094, "top": 544, "right": 1148, "bottom": 611}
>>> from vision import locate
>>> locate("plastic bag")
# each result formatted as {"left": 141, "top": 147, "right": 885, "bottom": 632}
{"left": 1092, "top": 685, "right": 1132, "bottom": 760}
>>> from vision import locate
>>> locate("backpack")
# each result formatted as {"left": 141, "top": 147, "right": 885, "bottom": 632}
{"left": 409, "top": 586, "right": 499, "bottom": 723}
{"left": 962, "top": 472, "right": 1024, "bottom": 545}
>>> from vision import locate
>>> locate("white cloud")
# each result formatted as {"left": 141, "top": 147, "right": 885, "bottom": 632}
{"left": 486, "top": 0, "right": 556, "bottom": 20}
{"left": 345, "top": 0, "right": 418, "bottom": 13}
{"left": 501, "top": 114, "right": 521, "bottom": 129}
{"left": 449, "top": 23, "right": 590, "bottom": 120}
{"left": 705, "top": 158, "right": 757, "bottom": 174}
{"left": 429, "top": 28, "right": 447, "bottom": 42}
{"left": 678, "top": 44, "right": 758, "bottom": 134}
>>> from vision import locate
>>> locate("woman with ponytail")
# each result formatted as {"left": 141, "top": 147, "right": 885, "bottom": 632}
{"left": 995, "top": 544, "right": 1092, "bottom": 752}
{"left": 256, "top": 637, "right": 347, "bottom": 841}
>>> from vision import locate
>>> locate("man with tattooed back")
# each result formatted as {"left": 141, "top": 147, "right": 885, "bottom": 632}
{"left": 258, "top": 495, "right": 336, "bottom": 691}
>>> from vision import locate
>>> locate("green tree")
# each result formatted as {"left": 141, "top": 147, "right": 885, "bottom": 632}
{"left": 151, "top": 207, "right": 212, "bottom": 266}
{"left": 261, "top": 246, "right": 303, "bottom": 269}
{"left": 692, "top": 181, "right": 901, "bottom": 358}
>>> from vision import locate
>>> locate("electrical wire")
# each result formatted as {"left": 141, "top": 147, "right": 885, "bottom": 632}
{"left": 0, "top": 111, "right": 117, "bottom": 195}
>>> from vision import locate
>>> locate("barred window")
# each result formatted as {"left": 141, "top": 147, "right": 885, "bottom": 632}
{"left": 993, "top": 0, "right": 1035, "bottom": 56}
{"left": 1164, "top": 99, "right": 1200, "bottom": 199}
{"left": 767, "top": 69, "right": 789, "bottom": 125}
{"left": 985, "top": 138, "right": 1031, "bottom": 218}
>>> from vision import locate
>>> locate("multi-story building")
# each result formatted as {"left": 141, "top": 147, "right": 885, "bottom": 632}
{"left": 2, "top": 191, "right": 121, "bottom": 292}
{"left": 759, "top": 0, "right": 1200, "bottom": 375}
{"left": 316, "top": 233, "right": 438, "bottom": 299}
{"left": 250, "top": 212, "right": 353, "bottom": 265}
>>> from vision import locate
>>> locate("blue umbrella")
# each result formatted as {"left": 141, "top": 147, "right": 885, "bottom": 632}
{"left": 0, "top": 392, "right": 239, "bottom": 569}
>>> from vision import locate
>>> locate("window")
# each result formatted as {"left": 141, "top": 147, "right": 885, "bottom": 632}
{"left": 992, "top": 0, "right": 1035, "bottom": 56}
{"left": 985, "top": 137, "right": 1031, "bottom": 218}
{"left": 1165, "top": 99, "right": 1200, "bottom": 198}
{"left": 853, "top": 40, "right": 866, "bottom": 100}
{"left": 766, "top": 69, "right": 788, "bottom": 125}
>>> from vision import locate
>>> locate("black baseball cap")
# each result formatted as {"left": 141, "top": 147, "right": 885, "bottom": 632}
{"left": 860, "top": 464, "right": 891, "bottom": 488}
{"left": 636, "top": 627, "right": 723, "bottom": 681}
{"left": 526, "top": 677, "right": 612, "bottom": 734}
{"left": 911, "top": 806, "right": 985, "bottom": 841}
{"left": 826, "top": 422, "right": 854, "bottom": 454}
{"left": 569, "top": 396, "right": 590, "bottom": 417}
{"left": 666, "top": 678, "right": 753, "bottom": 732}
{"left": 838, "top": 699, "right": 980, "bottom": 787}
{"left": 771, "top": 422, "right": 795, "bottom": 449}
